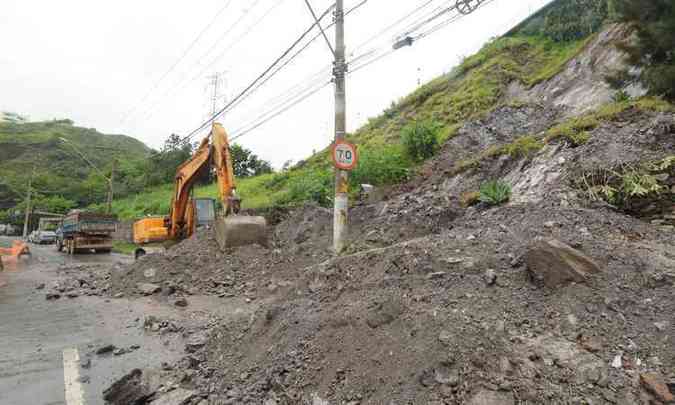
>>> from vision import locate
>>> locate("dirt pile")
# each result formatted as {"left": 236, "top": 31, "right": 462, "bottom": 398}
{"left": 99, "top": 101, "right": 675, "bottom": 404}
{"left": 98, "top": 24, "right": 675, "bottom": 404}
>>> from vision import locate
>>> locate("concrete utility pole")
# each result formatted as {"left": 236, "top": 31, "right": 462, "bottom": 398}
{"left": 22, "top": 166, "right": 35, "bottom": 238}
{"left": 333, "top": 0, "right": 348, "bottom": 253}
{"left": 106, "top": 159, "right": 116, "bottom": 214}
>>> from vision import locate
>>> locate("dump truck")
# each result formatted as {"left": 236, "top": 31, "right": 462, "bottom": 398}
{"left": 56, "top": 211, "right": 118, "bottom": 254}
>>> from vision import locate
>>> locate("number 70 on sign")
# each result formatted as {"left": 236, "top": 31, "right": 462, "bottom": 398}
{"left": 331, "top": 141, "right": 359, "bottom": 171}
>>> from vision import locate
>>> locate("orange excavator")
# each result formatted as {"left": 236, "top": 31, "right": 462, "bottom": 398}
{"left": 132, "top": 123, "right": 267, "bottom": 259}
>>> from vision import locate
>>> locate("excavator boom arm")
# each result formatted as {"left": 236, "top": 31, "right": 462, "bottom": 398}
{"left": 168, "top": 136, "right": 212, "bottom": 239}
{"left": 211, "top": 123, "right": 238, "bottom": 214}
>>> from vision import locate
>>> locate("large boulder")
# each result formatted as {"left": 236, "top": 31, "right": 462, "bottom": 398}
{"left": 525, "top": 238, "right": 602, "bottom": 288}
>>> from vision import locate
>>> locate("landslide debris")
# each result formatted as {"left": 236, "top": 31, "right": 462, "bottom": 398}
{"left": 90, "top": 22, "right": 675, "bottom": 405}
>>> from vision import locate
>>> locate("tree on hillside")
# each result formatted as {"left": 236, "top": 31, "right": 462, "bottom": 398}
{"left": 146, "top": 134, "right": 194, "bottom": 186}
{"left": 610, "top": 0, "right": 675, "bottom": 100}
{"left": 1, "top": 112, "right": 27, "bottom": 123}
{"left": 230, "top": 144, "right": 273, "bottom": 178}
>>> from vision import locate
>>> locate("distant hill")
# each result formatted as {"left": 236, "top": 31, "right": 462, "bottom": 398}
{"left": 0, "top": 118, "right": 151, "bottom": 213}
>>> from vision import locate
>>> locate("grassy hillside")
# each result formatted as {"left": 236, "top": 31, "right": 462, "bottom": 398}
{"left": 110, "top": 0, "right": 626, "bottom": 221}
{"left": 0, "top": 119, "right": 151, "bottom": 214}
{"left": 111, "top": 32, "right": 594, "bottom": 220}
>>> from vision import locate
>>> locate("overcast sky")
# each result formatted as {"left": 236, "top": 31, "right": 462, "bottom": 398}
{"left": 1, "top": 0, "right": 550, "bottom": 168}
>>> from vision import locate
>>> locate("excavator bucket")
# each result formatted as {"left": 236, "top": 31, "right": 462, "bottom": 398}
{"left": 214, "top": 215, "right": 268, "bottom": 250}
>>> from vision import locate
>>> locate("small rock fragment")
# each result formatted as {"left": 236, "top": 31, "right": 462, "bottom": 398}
{"left": 173, "top": 297, "right": 188, "bottom": 307}
{"left": 640, "top": 373, "right": 674, "bottom": 403}
{"left": 45, "top": 293, "right": 61, "bottom": 300}
{"left": 484, "top": 269, "right": 497, "bottom": 286}
{"left": 96, "top": 344, "right": 116, "bottom": 355}
{"left": 137, "top": 283, "right": 161, "bottom": 295}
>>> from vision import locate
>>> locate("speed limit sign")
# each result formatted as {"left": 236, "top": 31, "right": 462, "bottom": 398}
{"left": 331, "top": 140, "right": 358, "bottom": 170}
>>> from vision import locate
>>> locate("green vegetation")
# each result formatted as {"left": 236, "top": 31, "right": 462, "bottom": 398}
{"left": 401, "top": 121, "right": 440, "bottom": 162}
{"left": 575, "top": 155, "right": 673, "bottom": 207}
{"left": 510, "top": 0, "right": 611, "bottom": 42}
{"left": 111, "top": 33, "right": 593, "bottom": 219}
{"left": 610, "top": 0, "right": 675, "bottom": 100}
{"left": 479, "top": 180, "right": 512, "bottom": 206}
{"left": 0, "top": 119, "right": 151, "bottom": 220}
{"left": 112, "top": 241, "right": 136, "bottom": 256}
{"left": 500, "top": 136, "right": 545, "bottom": 158}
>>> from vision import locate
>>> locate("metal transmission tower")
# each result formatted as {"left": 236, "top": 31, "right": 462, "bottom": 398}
{"left": 206, "top": 72, "right": 227, "bottom": 123}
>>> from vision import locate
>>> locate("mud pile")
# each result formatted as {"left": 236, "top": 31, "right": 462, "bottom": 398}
{"left": 101, "top": 26, "right": 675, "bottom": 404}
{"left": 101, "top": 102, "right": 675, "bottom": 404}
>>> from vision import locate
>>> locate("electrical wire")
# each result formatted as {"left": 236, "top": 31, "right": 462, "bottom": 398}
{"left": 179, "top": 3, "right": 337, "bottom": 145}
{"left": 228, "top": 0, "right": 499, "bottom": 141}
{"left": 129, "top": 0, "right": 271, "bottom": 123}
{"left": 120, "top": 0, "right": 235, "bottom": 123}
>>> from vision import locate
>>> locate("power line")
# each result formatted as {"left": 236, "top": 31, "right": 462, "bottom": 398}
{"left": 217, "top": 0, "right": 371, "bottom": 128}
{"left": 120, "top": 0, "right": 235, "bottom": 124}
{"left": 179, "top": 2, "right": 337, "bottom": 145}
{"left": 132, "top": 0, "right": 280, "bottom": 124}
{"left": 228, "top": 0, "right": 498, "bottom": 141}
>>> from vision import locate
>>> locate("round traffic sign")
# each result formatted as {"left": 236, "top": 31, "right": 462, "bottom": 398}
{"left": 331, "top": 141, "right": 358, "bottom": 171}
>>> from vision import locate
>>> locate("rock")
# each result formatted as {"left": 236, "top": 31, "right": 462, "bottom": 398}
{"left": 36, "top": 283, "right": 45, "bottom": 290}
{"left": 312, "top": 394, "right": 329, "bottom": 405}
{"left": 173, "top": 297, "right": 189, "bottom": 307}
{"left": 438, "top": 330, "right": 452, "bottom": 345}
{"left": 427, "top": 272, "right": 446, "bottom": 280}
{"left": 96, "top": 344, "right": 116, "bottom": 355}
{"left": 365, "top": 298, "right": 403, "bottom": 329}
{"left": 468, "top": 389, "right": 515, "bottom": 405}
{"left": 45, "top": 293, "right": 61, "bottom": 300}
{"left": 640, "top": 373, "right": 674, "bottom": 403}
{"left": 113, "top": 348, "right": 128, "bottom": 356}
{"left": 611, "top": 354, "right": 623, "bottom": 369}
{"left": 66, "top": 292, "right": 79, "bottom": 298}
{"left": 434, "top": 367, "right": 459, "bottom": 386}
{"left": 137, "top": 283, "right": 161, "bottom": 295}
{"left": 544, "top": 221, "right": 557, "bottom": 228}
{"left": 113, "top": 292, "right": 124, "bottom": 298}
{"left": 524, "top": 238, "right": 602, "bottom": 288}
{"left": 80, "top": 358, "right": 91, "bottom": 369}
{"left": 484, "top": 269, "right": 497, "bottom": 286}
{"left": 654, "top": 321, "right": 668, "bottom": 332}
{"left": 152, "top": 388, "right": 196, "bottom": 405}
{"left": 185, "top": 333, "right": 208, "bottom": 353}
{"left": 102, "top": 369, "right": 161, "bottom": 405}
{"left": 143, "top": 268, "right": 157, "bottom": 278}
{"left": 77, "top": 375, "right": 90, "bottom": 384}
{"left": 578, "top": 335, "right": 602, "bottom": 353}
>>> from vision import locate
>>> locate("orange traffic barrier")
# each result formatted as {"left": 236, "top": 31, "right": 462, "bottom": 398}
{"left": 0, "top": 240, "right": 30, "bottom": 258}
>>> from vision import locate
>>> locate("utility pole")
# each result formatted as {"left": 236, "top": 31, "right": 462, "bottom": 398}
{"left": 22, "top": 166, "right": 35, "bottom": 238}
{"left": 333, "top": 0, "right": 348, "bottom": 254}
{"left": 106, "top": 159, "right": 117, "bottom": 214}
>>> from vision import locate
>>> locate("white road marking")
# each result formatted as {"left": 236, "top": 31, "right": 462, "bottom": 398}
{"left": 63, "top": 348, "right": 85, "bottom": 405}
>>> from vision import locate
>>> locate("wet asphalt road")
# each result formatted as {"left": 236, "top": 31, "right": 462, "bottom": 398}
{"left": 0, "top": 237, "right": 184, "bottom": 405}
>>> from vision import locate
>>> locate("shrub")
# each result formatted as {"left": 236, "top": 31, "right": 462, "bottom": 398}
{"left": 280, "top": 169, "right": 333, "bottom": 207}
{"left": 612, "top": 90, "right": 631, "bottom": 103}
{"left": 401, "top": 121, "right": 440, "bottom": 162}
{"left": 349, "top": 144, "right": 410, "bottom": 188}
{"left": 479, "top": 180, "right": 512, "bottom": 206}
{"left": 500, "top": 136, "right": 544, "bottom": 158}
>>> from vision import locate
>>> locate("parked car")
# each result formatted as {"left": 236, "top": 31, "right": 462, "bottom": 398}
{"left": 29, "top": 230, "right": 57, "bottom": 244}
